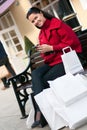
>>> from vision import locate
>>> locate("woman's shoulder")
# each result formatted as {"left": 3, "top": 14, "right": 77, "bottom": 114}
{"left": 50, "top": 17, "right": 62, "bottom": 28}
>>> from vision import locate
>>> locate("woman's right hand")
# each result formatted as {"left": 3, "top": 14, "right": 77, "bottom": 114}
{"left": 36, "top": 44, "right": 53, "bottom": 53}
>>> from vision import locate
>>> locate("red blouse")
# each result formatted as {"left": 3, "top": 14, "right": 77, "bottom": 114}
{"left": 39, "top": 18, "right": 82, "bottom": 66}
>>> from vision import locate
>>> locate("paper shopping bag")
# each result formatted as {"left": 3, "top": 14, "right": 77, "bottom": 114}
{"left": 60, "top": 96, "right": 87, "bottom": 129}
{"left": 34, "top": 88, "right": 66, "bottom": 130}
{"left": 48, "top": 73, "right": 87, "bottom": 129}
{"left": 61, "top": 46, "right": 84, "bottom": 74}
{"left": 48, "top": 73, "right": 87, "bottom": 106}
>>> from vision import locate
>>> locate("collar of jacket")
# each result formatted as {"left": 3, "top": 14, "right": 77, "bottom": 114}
{"left": 40, "top": 18, "right": 62, "bottom": 40}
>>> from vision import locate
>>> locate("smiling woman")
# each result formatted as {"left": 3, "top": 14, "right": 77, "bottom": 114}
{"left": 26, "top": 7, "right": 83, "bottom": 128}
{"left": 28, "top": 13, "right": 46, "bottom": 28}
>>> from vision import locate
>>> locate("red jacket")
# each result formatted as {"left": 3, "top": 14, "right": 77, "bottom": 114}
{"left": 39, "top": 18, "right": 82, "bottom": 66}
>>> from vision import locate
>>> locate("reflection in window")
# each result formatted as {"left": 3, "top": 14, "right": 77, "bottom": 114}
{"left": 52, "top": 2, "right": 59, "bottom": 17}
{"left": 6, "top": 13, "right": 14, "bottom": 26}
{"left": 44, "top": 6, "right": 54, "bottom": 16}
{"left": 6, "top": 40, "right": 13, "bottom": 47}
{"left": 13, "top": 37, "right": 19, "bottom": 44}
{"left": 9, "top": 30, "right": 16, "bottom": 37}
{"left": 1, "top": 11, "right": 23, "bottom": 55}
{"left": 42, "top": 0, "right": 49, "bottom": 7}
{"left": 30, "top": 0, "right": 37, "bottom": 4}
{"left": 1, "top": 17, "right": 9, "bottom": 29}
{"left": 30, "top": 0, "right": 59, "bottom": 17}
{"left": 6, "top": 40, "right": 17, "bottom": 55}
{"left": 35, "top": 2, "right": 42, "bottom": 9}
{"left": 2, "top": 33, "right": 9, "bottom": 40}
{"left": 2, "top": 31, "right": 23, "bottom": 54}
{"left": 16, "top": 45, "right": 23, "bottom": 51}
{"left": 0, "top": 12, "right": 14, "bottom": 30}
{"left": 0, "top": 24, "right": 2, "bottom": 30}
{"left": 50, "top": 0, "right": 55, "bottom": 2}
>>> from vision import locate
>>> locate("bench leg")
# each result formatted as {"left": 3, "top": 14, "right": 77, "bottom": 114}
{"left": 12, "top": 81, "right": 29, "bottom": 119}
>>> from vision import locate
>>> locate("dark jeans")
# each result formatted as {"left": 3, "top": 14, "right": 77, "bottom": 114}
{"left": 0, "top": 57, "right": 16, "bottom": 88}
{"left": 31, "top": 62, "right": 65, "bottom": 111}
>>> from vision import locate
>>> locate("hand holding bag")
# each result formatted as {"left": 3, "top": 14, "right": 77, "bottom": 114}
{"left": 61, "top": 46, "right": 84, "bottom": 74}
{"left": 0, "top": 65, "right": 10, "bottom": 79}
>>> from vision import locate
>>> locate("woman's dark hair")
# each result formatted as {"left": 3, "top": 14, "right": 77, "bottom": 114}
{"left": 26, "top": 7, "right": 54, "bottom": 20}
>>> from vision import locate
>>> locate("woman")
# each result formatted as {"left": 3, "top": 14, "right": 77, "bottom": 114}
{"left": 26, "top": 7, "right": 82, "bottom": 128}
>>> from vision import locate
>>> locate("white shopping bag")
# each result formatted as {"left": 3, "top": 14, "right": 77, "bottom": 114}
{"left": 48, "top": 73, "right": 87, "bottom": 106}
{"left": 34, "top": 88, "right": 66, "bottom": 130}
{"left": 61, "top": 46, "right": 84, "bottom": 74}
{"left": 48, "top": 73, "right": 87, "bottom": 129}
{"left": 58, "top": 96, "right": 87, "bottom": 129}
{"left": 35, "top": 74, "right": 87, "bottom": 130}
{"left": 43, "top": 89, "right": 87, "bottom": 129}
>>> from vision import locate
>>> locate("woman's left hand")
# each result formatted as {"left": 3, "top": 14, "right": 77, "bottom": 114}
{"left": 37, "top": 44, "right": 53, "bottom": 53}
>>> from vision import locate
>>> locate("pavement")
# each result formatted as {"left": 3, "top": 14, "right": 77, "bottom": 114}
{"left": 0, "top": 82, "right": 50, "bottom": 130}
{"left": 0, "top": 82, "right": 87, "bottom": 130}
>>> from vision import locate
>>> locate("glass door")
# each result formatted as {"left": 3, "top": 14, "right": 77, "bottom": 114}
{"left": 0, "top": 11, "right": 27, "bottom": 73}
{"left": 2, "top": 28, "right": 23, "bottom": 56}
{"left": 0, "top": 11, "right": 23, "bottom": 56}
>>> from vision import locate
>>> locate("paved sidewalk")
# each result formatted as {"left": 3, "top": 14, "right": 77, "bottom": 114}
{"left": 0, "top": 84, "right": 50, "bottom": 130}
{"left": 0, "top": 83, "right": 87, "bottom": 130}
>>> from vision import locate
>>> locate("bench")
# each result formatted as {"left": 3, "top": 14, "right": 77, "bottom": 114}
{"left": 8, "top": 32, "right": 87, "bottom": 120}
{"left": 8, "top": 51, "right": 32, "bottom": 119}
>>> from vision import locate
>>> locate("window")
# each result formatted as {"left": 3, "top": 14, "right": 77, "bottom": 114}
{"left": 0, "top": 12, "right": 23, "bottom": 55}
{"left": 29, "top": 0, "right": 59, "bottom": 18}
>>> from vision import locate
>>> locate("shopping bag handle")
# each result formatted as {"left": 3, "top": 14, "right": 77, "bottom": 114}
{"left": 62, "top": 46, "right": 72, "bottom": 54}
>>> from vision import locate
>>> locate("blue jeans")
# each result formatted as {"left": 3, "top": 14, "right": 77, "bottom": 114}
{"left": 31, "top": 62, "right": 65, "bottom": 111}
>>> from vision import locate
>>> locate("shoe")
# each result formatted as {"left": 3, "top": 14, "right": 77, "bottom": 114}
{"left": 31, "top": 120, "right": 41, "bottom": 128}
{"left": 31, "top": 111, "right": 47, "bottom": 128}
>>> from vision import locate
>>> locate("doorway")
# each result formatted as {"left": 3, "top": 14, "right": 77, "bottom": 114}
{"left": 0, "top": 11, "right": 27, "bottom": 73}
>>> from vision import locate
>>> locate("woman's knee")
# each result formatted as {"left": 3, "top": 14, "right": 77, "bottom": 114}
{"left": 31, "top": 68, "right": 42, "bottom": 79}
{"left": 31, "top": 69, "right": 37, "bottom": 77}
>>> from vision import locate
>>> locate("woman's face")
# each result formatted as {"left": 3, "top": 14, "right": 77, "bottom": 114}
{"left": 28, "top": 12, "right": 46, "bottom": 28}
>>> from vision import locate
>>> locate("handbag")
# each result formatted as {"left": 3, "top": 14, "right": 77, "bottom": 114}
{"left": 0, "top": 65, "right": 10, "bottom": 79}
{"left": 61, "top": 46, "right": 84, "bottom": 74}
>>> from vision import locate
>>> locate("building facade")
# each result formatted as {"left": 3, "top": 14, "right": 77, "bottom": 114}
{"left": 0, "top": 0, "right": 87, "bottom": 73}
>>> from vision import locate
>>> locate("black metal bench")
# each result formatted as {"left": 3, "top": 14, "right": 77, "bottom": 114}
{"left": 8, "top": 51, "right": 32, "bottom": 118}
